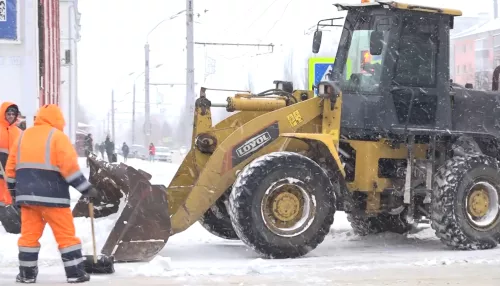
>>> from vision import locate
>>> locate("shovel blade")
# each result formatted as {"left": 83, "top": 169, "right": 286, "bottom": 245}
{"left": 101, "top": 181, "right": 171, "bottom": 263}
{"left": 82, "top": 255, "right": 115, "bottom": 274}
{"left": 0, "top": 205, "right": 21, "bottom": 234}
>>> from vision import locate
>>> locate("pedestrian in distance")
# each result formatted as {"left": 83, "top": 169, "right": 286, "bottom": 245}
{"left": 121, "top": 142, "right": 129, "bottom": 163}
{"left": 0, "top": 102, "right": 22, "bottom": 208}
{"left": 104, "top": 136, "right": 115, "bottom": 163}
{"left": 5, "top": 104, "right": 98, "bottom": 283}
{"left": 83, "top": 134, "right": 93, "bottom": 168}
{"left": 149, "top": 142, "right": 155, "bottom": 162}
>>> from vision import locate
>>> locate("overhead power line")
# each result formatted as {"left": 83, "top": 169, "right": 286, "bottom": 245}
{"left": 195, "top": 42, "right": 274, "bottom": 49}
{"left": 217, "top": 0, "right": 289, "bottom": 40}
{"left": 245, "top": 0, "right": 279, "bottom": 31}
{"left": 262, "top": 0, "right": 294, "bottom": 39}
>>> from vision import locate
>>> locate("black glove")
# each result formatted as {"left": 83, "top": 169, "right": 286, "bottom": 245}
{"left": 82, "top": 186, "right": 98, "bottom": 202}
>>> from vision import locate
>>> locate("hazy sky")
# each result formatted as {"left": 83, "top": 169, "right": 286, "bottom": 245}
{"left": 76, "top": 0, "right": 492, "bottom": 140}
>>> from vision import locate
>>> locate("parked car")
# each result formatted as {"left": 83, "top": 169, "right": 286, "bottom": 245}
{"left": 75, "top": 131, "right": 88, "bottom": 157}
{"left": 155, "top": 146, "right": 173, "bottom": 162}
{"left": 129, "top": 144, "right": 148, "bottom": 160}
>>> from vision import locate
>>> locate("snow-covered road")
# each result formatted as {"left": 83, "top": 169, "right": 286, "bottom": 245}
{"left": 60, "top": 264, "right": 500, "bottom": 286}
{"left": 2, "top": 157, "right": 500, "bottom": 285}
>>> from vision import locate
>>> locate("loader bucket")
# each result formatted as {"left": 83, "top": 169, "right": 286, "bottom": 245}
{"left": 72, "top": 154, "right": 151, "bottom": 218}
{"left": 100, "top": 176, "right": 171, "bottom": 262}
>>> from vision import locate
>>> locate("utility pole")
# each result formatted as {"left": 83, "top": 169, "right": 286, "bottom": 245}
{"left": 111, "top": 89, "right": 115, "bottom": 141}
{"left": 144, "top": 43, "right": 151, "bottom": 146}
{"left": 107, "top": 111, "right": 110, "bottom": 135}
{"left": 186, "top": 0, "right": 195, "bottom": 147}
{"left": 132, "top": 83, "right": 136, "bottom": 144}
{"left": 495, "top": 0, "right": 498, "bottom": 19}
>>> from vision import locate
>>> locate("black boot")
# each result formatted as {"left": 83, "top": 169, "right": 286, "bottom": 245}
{"left": 16, "top": 267, "right": 38, "bottom": 284}
{"left": 66, "top": 272, "right": 90, "bottom": 283}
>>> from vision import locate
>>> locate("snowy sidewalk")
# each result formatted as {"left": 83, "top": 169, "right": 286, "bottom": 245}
{"left": 1, "top": 263, "right": 499, "bottom": 285}
{"left": 91, "top": 264, "right": 500, "bottom": 285}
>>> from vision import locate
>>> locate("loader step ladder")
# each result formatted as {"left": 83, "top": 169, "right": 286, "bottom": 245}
{"left": 404, "top": 135, "right": 436, "bottom": 222}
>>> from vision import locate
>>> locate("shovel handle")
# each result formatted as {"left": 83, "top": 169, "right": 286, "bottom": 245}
{"left": 88, "top": 202, "right": 98, "bottom": 264}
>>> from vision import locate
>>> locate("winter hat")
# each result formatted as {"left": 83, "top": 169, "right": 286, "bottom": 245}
{"left": 6, "top": 106, "right": 18, "bottom": 114}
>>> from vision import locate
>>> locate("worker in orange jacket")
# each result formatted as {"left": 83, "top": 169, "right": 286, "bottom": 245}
{"left": 6, "top": 104, "right": 98, "bottom": 284}
{"left": 0, "top": 102, "right": 22, "bottom": 207}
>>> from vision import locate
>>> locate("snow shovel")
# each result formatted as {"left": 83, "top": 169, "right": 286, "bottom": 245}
{"left": 0, "top": 162, "right": 21, "bottom": 234}
{"left": 82, "top": 202, "right": 115, "bottom": 274}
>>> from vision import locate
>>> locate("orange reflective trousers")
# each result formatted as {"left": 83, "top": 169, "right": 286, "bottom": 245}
{"left": 0, "top": 179, "right": 13, "bottom": 205}
{"left": 18, "top": 206, "right": 84, "bottom": 278}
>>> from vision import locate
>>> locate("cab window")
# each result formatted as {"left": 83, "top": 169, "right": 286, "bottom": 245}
{"left": 338, "top": 15, "right": 391, "bottom": 94}
{"left": 393, "top": 16, "right": 439, "bottom": 87}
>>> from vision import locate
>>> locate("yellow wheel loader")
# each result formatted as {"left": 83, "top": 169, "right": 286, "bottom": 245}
{"left": 73, "top": 1, "right": 500, "bottom": 263}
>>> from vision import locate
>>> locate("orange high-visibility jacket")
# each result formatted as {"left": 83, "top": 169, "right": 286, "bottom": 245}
{"left": 5, "top": 104, "right": 92, "bottom": 207}
{"left": 0, "top": 102, "right": 22, "bottom": 206}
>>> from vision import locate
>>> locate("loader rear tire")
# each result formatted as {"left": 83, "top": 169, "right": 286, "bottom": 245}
{"left": 431, "top": 155, "right": 500, "bottom": 250}
{"left": 199, "top": 192, "right": 239, "bottom": 240}
{"left": 228, "top": 152, "right": 336, "bottom": 259}
{"left": 347, "top": 213, "right": 411, "bottom": 236}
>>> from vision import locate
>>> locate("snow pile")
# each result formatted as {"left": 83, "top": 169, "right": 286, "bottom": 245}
{"left": 246, "top": 258, "right": 286, "bottom": 275}
{"left": 0, "top": 232, "right": 22, "bottom": 267}
{"left": 135, "top": 256, "right": 173, "bottom": 276}
{"left": 413, "top": 257, "right": 500, "bottom": 267}
{"left": 74, "top": 202, "right": 125, "bottom": 255}
{"left": 406, "top": 225, "right": 438, "bottom": 241}
{"left": 414, "top": 257, "right": 467, "bottom": 266}
{"left": 0, "top": 213, "right": 93, "bottom": 268}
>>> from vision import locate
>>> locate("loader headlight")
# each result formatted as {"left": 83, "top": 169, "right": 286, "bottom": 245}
{"left": 273, "top": 80, "right": 293, "bottom": 93}
{"left": 318, "top": 84, "right": 328, "bottom": 96}
{"left": 317, "top": 81, "right": 341, "bottom": 98}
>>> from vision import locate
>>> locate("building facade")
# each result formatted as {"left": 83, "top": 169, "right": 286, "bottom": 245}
{"left": 451, "top": 16, "right": 500, "bottom": 90}
{"left": 0, "top": 0, "right": 60, "bottom": 128}
{"left": 59, "top": 0, "right": 81, "bottom": 143}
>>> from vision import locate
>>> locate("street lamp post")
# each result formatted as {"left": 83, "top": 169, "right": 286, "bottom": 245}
{"left": 144, "top": 43, "right": 151, "bottom": 145}
{"left": 186, "top": 0, "right": 195, "bottom": 147}
{"left": 111, "top": 91, "right": 131, "bottom": 143}
{"left": 132, "top": 63, "right": 163, "bottom": 145}
{"left": 110, "top": 71, "right": 134, "bottom": 143}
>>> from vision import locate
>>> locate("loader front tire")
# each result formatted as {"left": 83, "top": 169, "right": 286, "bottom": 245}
{"left": 199, "top": 192, "right": 239, "bottom": 240}
{"left": 431, "top": 155, "right": 500, "bottom": 250}
{"left": 228, "top": 152, "right": 336, "bottom": 259}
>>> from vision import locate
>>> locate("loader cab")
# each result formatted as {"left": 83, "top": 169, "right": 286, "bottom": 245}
{"left": 313, "top": 1, "right": 461, "bottom": 137}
